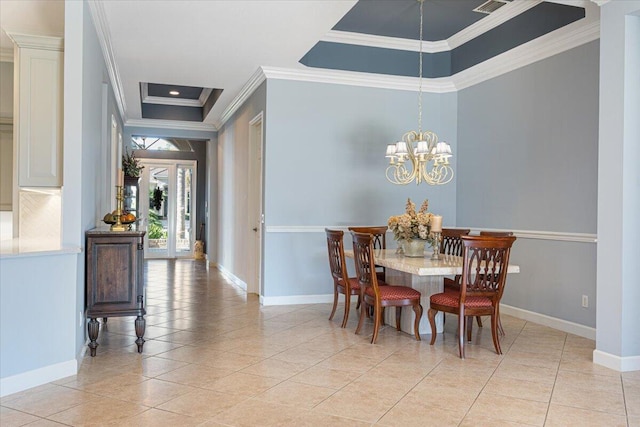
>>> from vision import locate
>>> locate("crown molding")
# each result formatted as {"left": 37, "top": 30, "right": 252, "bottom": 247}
{"left": 452, "top": 15, "right": 600, "bottom": 91}
{"left": 217, "top": 9, "right": 598, "bottom": 129}
{"left": 0, "top": 47, "right": 14, "bottom": 62}
{"left": 5, "top": 33, "right": 63, "bottom": 51}
{"left": 88, "top": 0, "right": 127, "bottom": 123}
{"left": 322, "top": 30, "right": 450, "bottom": 53}
{"left": 125, "top": 118, "right": 216, "bottom": 132}
{"left": 216, "top": 67, "right": 267, "bottom": 129}
{"left": 261, "top": 66, "right": 457, "bottom": 93}
{"left": 590, "top": 0, "right": 611, "bottom": 6}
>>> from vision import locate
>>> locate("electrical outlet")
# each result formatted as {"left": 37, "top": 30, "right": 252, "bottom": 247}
{"left": 582, "top": 295, "right": 588, "bottom": 308}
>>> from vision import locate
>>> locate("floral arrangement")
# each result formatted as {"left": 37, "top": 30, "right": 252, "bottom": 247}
{"left": 388, "top": 198, "right": 435, "bottom": 245}
{"left": 122, "top": 149, "right": 144, "bottom": 177}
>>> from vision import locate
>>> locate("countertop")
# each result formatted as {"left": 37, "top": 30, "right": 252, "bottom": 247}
{"left": 0, "top": 238, "right": 81, "bottom": 259}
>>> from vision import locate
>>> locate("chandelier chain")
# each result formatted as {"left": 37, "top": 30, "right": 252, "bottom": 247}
{"left": 384, "top": 0, "right": 453, "bottom": 186}
{"left": 418, "top": 0, "right": 423, "bottom": 134}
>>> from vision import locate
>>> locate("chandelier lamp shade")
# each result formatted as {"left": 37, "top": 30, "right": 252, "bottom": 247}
{"left": 385, "top": 0, "right": 454, "bottom": 186}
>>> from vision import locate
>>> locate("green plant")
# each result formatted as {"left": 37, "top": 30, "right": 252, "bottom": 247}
{"left": 147, "top": 211, "right": 167, "bottom": 239}
{"left": 122, "top": 149, "right": 144, "bottom": 177}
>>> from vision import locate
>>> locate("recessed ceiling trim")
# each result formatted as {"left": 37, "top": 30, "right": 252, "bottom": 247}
{"left": 199, "top": 88, "right": 213, "bottom": 105}
{"left": 88, "top": 0, "right": 127, "bottom": 123}
{"left": 126, "top": 118, "right": 216, "bottom": 132}
{"left": 142, "top": 96, "right": 204, "bottom": 107}
{"left": 323, "top": 1, "right": 541, "bottom": 55}
{"left": 322, "top": 30, "right": 451, "bottom": 53}
{"left": 448, "top": 0, "right": 540, "bottom": 50}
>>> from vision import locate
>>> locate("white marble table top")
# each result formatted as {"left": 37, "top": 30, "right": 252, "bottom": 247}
{"left": 344, "top": 249, "right": 520, "bottom": 276}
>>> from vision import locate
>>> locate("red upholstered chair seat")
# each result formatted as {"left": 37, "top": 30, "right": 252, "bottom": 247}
{"left": 430, "top": 292, "right": 492, "bottom": 309}
{"left": 337, "top": 277, "right": 360, "bottom": 291}
{"left": 365, "top": 285, "right": 421, "bottom": 301}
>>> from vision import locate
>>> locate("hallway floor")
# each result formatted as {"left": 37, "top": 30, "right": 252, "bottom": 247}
{"left": 1, "top": 259, "right": 638, "bottom": 426}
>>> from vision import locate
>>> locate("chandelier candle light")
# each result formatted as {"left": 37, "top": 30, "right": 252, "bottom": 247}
{"left": 385, "top": 0, "right": 454, "bottom": 186}
{"left": 430, "top": 214, "right": 442, "bottom": 260}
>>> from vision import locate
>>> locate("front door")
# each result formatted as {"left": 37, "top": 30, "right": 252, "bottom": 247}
{"left": 139, "top": 160, "right": 196, "bottom": 258}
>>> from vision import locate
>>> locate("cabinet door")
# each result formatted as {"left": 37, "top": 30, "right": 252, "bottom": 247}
{"left": 17, "top": 47, "right": 63, "bottom": 187}
{"left": 86, "top": 235, "right": 142, "bottom": 316}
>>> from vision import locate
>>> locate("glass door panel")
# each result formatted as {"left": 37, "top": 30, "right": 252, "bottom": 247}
{"left": 147, "top": 166, "right": 169, "bottom": 257}
{"left": 139, "top": 160, "right": 196, "bottom": 259}
{"left": 175, "top": 165, "right": 193, "bottom": 255}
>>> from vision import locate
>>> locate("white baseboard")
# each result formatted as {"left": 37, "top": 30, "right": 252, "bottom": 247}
{"left": 216, "top": 264, "right": 247, "bottom": 291}
{"left": 1, "top": 359, "right": 77, "bottom": 397}
{"left": 260, "top": 293, "right": 335, "bottom": 306}
{"left": 593, "top": 350, "right": 640, "bottom": 372}
{"left": 500, "top": 304, "right": 596, "bottom": 340}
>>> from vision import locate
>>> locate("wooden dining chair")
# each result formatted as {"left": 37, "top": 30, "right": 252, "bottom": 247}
{"left": 325, "top": 229, "right": 361, "bottom": 328}
{"left": 479, "top": 231, "right": 514, "bottom": 335}
{"left": 348, "top": 226, "right": 387, "bottom": 282}
{"left": 351, "top": 232, "right": 422, "bottom": 344}
{"left": 440, "top": 229, "right": 483, "bottom": 328}
{"left": 428, "top": 235, "right": 516, "bottom": 358}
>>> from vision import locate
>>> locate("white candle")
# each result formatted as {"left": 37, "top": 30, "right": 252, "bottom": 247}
{"left": 431, "top": 215, "right": 442, "bottom": 232}
{"left": 117, "top": 168, "right": 124, "bottom": 187}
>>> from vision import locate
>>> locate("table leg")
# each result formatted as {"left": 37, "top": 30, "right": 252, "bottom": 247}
{"left": 384, "top": 269, "right": 444, "bottom": 335}
{"left": 87, "top": 318, "right": 99, "bottom": 357}
{"left": 135, "top": 315, "right": 145, "bottom": 353}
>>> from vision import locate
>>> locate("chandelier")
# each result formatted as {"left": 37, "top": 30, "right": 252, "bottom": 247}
{"left": 385, "top": 0, "right": 454, "bottom": 186}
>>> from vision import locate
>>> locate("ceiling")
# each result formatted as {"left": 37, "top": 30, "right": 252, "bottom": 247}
{"left": 0, "top": 0, "right": 598, "bottom": 131}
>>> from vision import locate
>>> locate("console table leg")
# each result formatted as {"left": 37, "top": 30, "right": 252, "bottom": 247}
{"left": 88, "top": 318, "right": 99, "bottom": 357}
{"left": 135, "top": 315, "right": 145, "bottom": 353}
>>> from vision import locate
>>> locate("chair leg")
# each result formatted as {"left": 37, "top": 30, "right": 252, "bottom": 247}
{"left": 371, "top": 303, "right": 381, "bottom": 344}
{"left": 395, "top": 307, "right": 402, "bottom": 331}
{"left": 428, "top": 308, "right": 438, "bottom": 345}
{"left": 476, "top": 316, "right": 483, "bottom": 327}
{"left": 356, "top": 295, "right": 361, "bottom": 310}
{"left": 329, "top": 288, "right": 338, "bottom": 321}
{"left": 466, "top": 316, "right": 473, "bottom": 342}
{"left": 380, "top": 307, "right": 385, "bottom": 326}
{"left": 491, "top": 313, "right": 502, "bottom": 355}
{"left": 497, "top": 305, "right": 505, "bottom": 336}
{"left": 341, "top": 293, "right": 351, "bottom": 328}
{"left": 458, "top": 308, "right": 466, "bottom": 359}
{"left": 412, "top": 303, "right": 422, "bottom": 341}
{"left": 355, "top": 300, "right": 366, "bottom": 335}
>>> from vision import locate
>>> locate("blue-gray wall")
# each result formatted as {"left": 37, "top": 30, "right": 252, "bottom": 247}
{"left": 263, "top": 79, "right": 457, "bottom": 298}
{"left": 457, "top": 40, "right": 600, "bottom": 327}
{"left": 217, "top": 82, "right": 267, "bottom": 286}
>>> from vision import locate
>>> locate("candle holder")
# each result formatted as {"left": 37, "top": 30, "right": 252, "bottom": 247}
{"left": 431, "top": 231, "right": 442, "bottom": 260}
{"left": 110, "top": 186, "right": 127, "bottom": 231}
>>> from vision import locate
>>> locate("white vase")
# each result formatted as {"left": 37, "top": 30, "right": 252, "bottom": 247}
{"left": 402, "top": 239, "right": 426, "bottom": 257}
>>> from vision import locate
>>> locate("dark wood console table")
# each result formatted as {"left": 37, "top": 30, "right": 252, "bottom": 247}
{"left": 85, "top": 228, "right": 146, "bottom": 356}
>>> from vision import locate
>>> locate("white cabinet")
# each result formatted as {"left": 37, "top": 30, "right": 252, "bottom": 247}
{"left": 11, "top": 35, "right": 63, "bottom": 187}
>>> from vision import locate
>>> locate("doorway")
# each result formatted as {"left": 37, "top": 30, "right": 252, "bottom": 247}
{"left": 247, "top": 113, "right": 264, "bottom": 295}
{"left": 139, "top": 159, "right": 197, "bottom": 258}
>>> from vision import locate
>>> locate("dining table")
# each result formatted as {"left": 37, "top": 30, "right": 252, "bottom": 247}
{"left": 344, "top": 248, "right": 520, "bottom": 336}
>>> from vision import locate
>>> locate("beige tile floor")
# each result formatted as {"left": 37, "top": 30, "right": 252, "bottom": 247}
{"left": 2, "top": 259, "right": 638, "bottom": 426}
